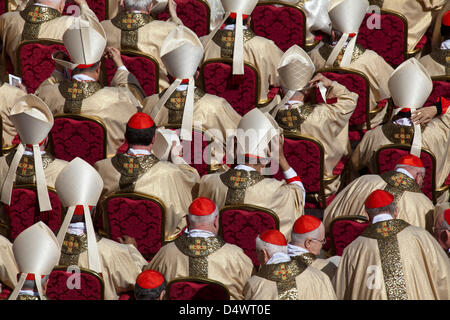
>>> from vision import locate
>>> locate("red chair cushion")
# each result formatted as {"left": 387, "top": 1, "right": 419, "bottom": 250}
{"left": 50, "top": 117, "right": 105, "bottom": 166}
{"left": 376, "top": 148, "right": 434, "bottom": 201}
{"left": 63, "top": 0, "right": 107, "bottom": 21}
{"left": 202, "top": 62, "right": 257, "bottom": 116}
{"left": 168, "top": 281, "right": 229, "bottom": 300}
{"left": 424, "top": 80, "right": 450, "bottom": 107}
{"left": 357, "top": 12, "right": 406, "bottom": 68}
{"left": 105, "top": 197, "right": 164, "bottom": 260}
{"left": 251, "top": 4, "right": 305, "bottom": 51}
{"left": 156, "top": 0, "right": 209, "bottom": 37}
{"left": 4, "top": 188, "right": 62, "bottom": 240}
{"left": 220, "top": 208, "right": 278, "bottom": 267}
{"left": 104, "top": 55, "right": 159, "bottom": 97}
{"left": 331, "top": 219, "right": 369, "bottom": 256}
{"left": 46, "top": 269, "right": 103, "bottom": 300}
{"left": 18, "top": 43, "right": 68, "bottom": 93}
{"left": 0, "top": 284, "right": 12, "bottom": 301}
{"left": 0, "top": 1, "right": 6, "bottom": 16}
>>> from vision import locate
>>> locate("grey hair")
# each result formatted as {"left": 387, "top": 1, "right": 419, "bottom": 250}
{"left": 365, "top": 202, "right": 397, "bottom": 218}
{"left": 187, "top": 210, "right": 219, "bottom": 227}
{"left": 124, "top": 0, "right": 153, "bottom": 11}
{"left": 255, "top": 236, "right": 288, "bottom": 257}
{"left": 395, "top": 164, "right": 426, "bottom": 176}
{"left": 290, "top": 228, "right": 321, "bottom": 247}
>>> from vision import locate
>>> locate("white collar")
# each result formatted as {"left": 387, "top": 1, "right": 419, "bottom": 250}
{"left": 34, "top": 3, "right": 50, "bottom": 8}
{"left": 224, "top": 24, "right": 248, "bottom": 31}
{"left": 234, "top": 164, "right": 256, "bottom": 172}
{"left": 283, "top": 100, "right": 303, "bottom": 110}
{"left": 266, "top": 252, "right": 291, "bottom": 265}
{"left": 175, "top": 84, "right": 194, "bottom": 92}
{"left": 440, "top": 40, "right": 450, "bottom": 50}
{"left": 393, "top": 117, "right": 413, "bottom": 126}
{"left": 67, "top": 222, "right": 86, "bottom": 236}
{"left": 23, "top": 149, "right": 46, "bottom": 156}
{"left": 185, "top": 229, "right": 216, "bottom": 238}
{"left": 127, "top": 148, "right": 152, "bottom": 156}
{"left": 72, "top": 74, "right": 96, "bottom": 82}
{"left": 287, "top": 243, "right": 309, "bottom": 257}
{"left": 19, "top": 289, "right": 39, "bottom": 297}
{"left": 395, "top": 168, "right": 414, "bottom": 180}
{"left": 372, "top": 214, "right": 394, "bottom": 225}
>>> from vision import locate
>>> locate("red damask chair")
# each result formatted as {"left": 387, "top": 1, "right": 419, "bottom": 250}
{"left": 156, "top": 0, "right": 210, "bottom": 37}
{"left": 46, "top": 266, "right": 105, "bottom": 300}
{"left": 0, "top": 0, "right": 6, "bottom": 15}
{"left": 49, "top": 114, "right": 107, "bottom": 166}
{"left": 0, "top": 283, "right": 12, "bottom": 301}
{"left": 200, "top": 59, "right": 260, "bottom": 116}
{"left": 329, "top": 215, "right": 369, "bottom": 256}
{"left": 357, "top": 9, "right": 425, "bottom": 68}
{"left": 219, "top": 204, "right": 279, "bottom": 268}
{"left": 100, "top": 192, "right": 166, "bottom": 261}
{"left": 166, "top": 277, "right": 230, "bottom": 300}
{"left": 16, "top": 39, "right": 68, "bottom": 93}
{"left": 271, "top": 132, "right": 345, "bottom": 209}
{"left": 374, "top": 144, "right": 437, "bottom": 203}
{"left": 103, "top": 49, "right": 160, "bottom": 97}
{"left": 424, "top": 76, "right": 450, "bottom": 107}
{"left": 1, "top": 185, "right": 62, "bottom": 241}
{"left": 251, "top": 1, "right": 306, "bottom": 52}
{"left": 63, "top": 0, "right": 108, "bottom": 21}
{"left": 315, "top": 68, "right": 387, "bottom": 143}
{"left": 164, "top": 124, "right": 219, "bottom": 177}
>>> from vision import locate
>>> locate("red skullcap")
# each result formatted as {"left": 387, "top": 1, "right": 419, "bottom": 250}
{"left": 444, "top": 209, "right": 450, "bottom": 225}
{"left": 293, "top": 215, "right": 321, "bottom": 234}
{"left": 127, "top": 113, "right": 155, "bottom": 130}
{"left": 443, "top": 11, "right": 450, "bottom": 27}
{"left": 73, "top": 205, "right": 93, "bottom": 216}
{"left": 365, "top": 190, "right": 394, "bottom": 209}
{"left": 259, "top": 230, "right": 287, "bottom": 246}
{"left": 189, "top": 197, "right": 217, "bottom": 216}
{"left": 229, "top": 13, "right": 249, "bottom": 19}
{"left": 398, "top": 108, "right": 411, "bottom": 113}
{"left": 136, "top": 270, "right": 165, "bottom": 289}
{"left": 397, "top": 154, "right": 424, "bottom": 168}
{"left": 24, "top": 274, "right": 46, "bottom": 281}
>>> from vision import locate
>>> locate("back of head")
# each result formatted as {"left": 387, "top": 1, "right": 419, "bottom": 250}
{"left": 135, "top": 270, "right": 166, "bottom": 300}
{"left": 125, "top": 113, "right": 157, "bottom": 147}
{"left": 124, "top": 0, "right": 153, "bottom": 12}
{"left": 256, "top": 230, "right": 288, "bottom": 259}
{"left": 290, "top": 215, "right": 323, "bottom": 247}
{"left": 395, "top": 154, "right": 426, "bottom": 182}
{"left": 364, "top": 190, "right": 397, "bottom": 221}
{"left": 187, "top": 197, "right": 219, "bottom": 231}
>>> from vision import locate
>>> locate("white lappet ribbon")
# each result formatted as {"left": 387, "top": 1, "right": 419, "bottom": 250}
{"left": 1, "top": 143, "right": 52, "bottom": 212}
{"left": 8, "top": 272, "right": 45, "bottom": 300}
{"left": 56, "top": 205, "right": 103, "bottom": 274}
{"left": 326, "top": 33, "right": 358, "bottom": 67}
{"left": 393, "top": 107, "right": 422, "bottom": 157}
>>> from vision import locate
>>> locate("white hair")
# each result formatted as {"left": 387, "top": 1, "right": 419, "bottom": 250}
{"left": 38, "top": 0, "right": 65, "bottom": 6}
{"left": 395, "top": 164, "right": 426, "bottom": 176}
{"left": 290, "top": 228, "right": 321, "bottom": 247}
{"left": 255, "top": 236, "right": 287, "bottom": 257}
{"left": 187, "top": 210, "right": 219, "bottom": 227}
{"left": 124, "top": 0, "right": 153, "bottom": 11}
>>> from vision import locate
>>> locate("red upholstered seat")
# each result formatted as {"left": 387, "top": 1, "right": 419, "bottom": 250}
{"left": 104, "top": 52, "right": 159, "bottom": 97}
{"left": 424, "top": 79, "right": 450, "bottom": 107}
{"left": 156, "top": 0, "right": 210, "bottom": 37}
{"left": 357, "top": 11, "right": 407, "bottom": 68}
{"left": 201, "top": 60, "right": 259, "bottom": 116}
{"left": 219, "top": 205, "right": 279, "bottom": 268}
{"left": 0, "top": 284, "right": 12, "bottom": 301}
{"left": 3, "top": 187, "right": 62, "bottom": 241}
{"left": 63, "top": 0, "right": 107, "bottom": 21}
{"left": 251, "top": 3, "right": 306, "bottom": 52}
{"left": 0, "top": 1, "right": 6, "bottom": 16}
{"left": 330, "top": 216, "right": 369, "bottom": 256}
{"left": 46, "top": 266, "right": 104, "bottom": 300}
{"left": 375, "top": 145, "right": 436, "bottom": 203}
{"left": 17, "top": 40, "right": 68, "bottom": 93}
{"left": 101, "top": 193, "right": 165, "bottom": 260}
{"left": 49, "top": 115, "right": 107, "bottom": 166}
{"left": 167, "top": 278, "right": 230, "bottom": 300}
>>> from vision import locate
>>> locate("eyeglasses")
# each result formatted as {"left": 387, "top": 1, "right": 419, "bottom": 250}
{"left": 310, "top": 238, "right": 327, "bottom": 245}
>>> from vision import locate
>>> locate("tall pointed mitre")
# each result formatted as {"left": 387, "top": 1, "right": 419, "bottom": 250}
{"left": 9, "top": 222, "right": 60, "bottom": 300}
{"left": 1, "top": 95, "right": 53, "bottom": 212}
{"left": 388, "top": 58, "right": 433, "bottom": 157}
{"left": 55, "top": 158, "right": 104, "bottom": 274}
{"left": 152, "top": 128, "right": 183, "bottom": 162}
{"left": 53, "top": 17, "right": 107, "bottom": 70}
{"left": 235, "top": 108, "right": 279, "bottom": 161}
{"left": 202, "top": 0, "right": 258, "bottom": 75}
{"left": 150, "top": 25, "right": 204, "bottom": 141}
{"left": 326, "top": 0, "right": 369, "bottom": 67}
{"left": 261, "top": 45, "right": 316, "bottom": 115}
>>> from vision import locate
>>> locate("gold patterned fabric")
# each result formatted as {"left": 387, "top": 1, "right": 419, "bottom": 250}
{"left": 430, "top": 49, "right": 450, "bottom": 76}
{"left": 319, "top": 43, "right": 366, "bottom": 67}
{"left": 381, "top": 171, "right": 422, "bottom": 203}
{"left": 381, "top": 122, "right": 418, "bottom": 145}
{"left": 275, "top": 105, "right": 314, "bottom": 131}
{"left": 162, "top": 88, "right": 206, "bottom": 124}
{"left": 111, "top": 12, "right": 153, "bottom": 50}
{"left": 256, "top": 259, "right": 307, "bottom": 300}
{"left": 293, "top": 252, "right": 316, "bottom": 266}
{"left": 361, "top": 219, "right": 410, "bottom": 300}
{"left": 174, "top": 234, "right": 225, "bottom": 278}
{"left": 59, "top": 233, "right": 102, "bottom": 267}
{"left": 17, "top": 294, "right": 41, "bottom": 300}
{"left": 220, "top": 169, "right": 265, "bottom": 205}
{"left": 20, "top": 4, "right": 62, "bottom": 41}
{"left": 5, "top": 151, "right": 55, "bottom": 185}
{"left": 369, "top": 0, "right": 384, "bottom": 6}
{"left": 212, "top": 29, "right": 256, "bottom": 58}
{"left": 59, "top": 80, "right": 103, "bottom": 114}
{"left": 111, "top": 153, "right": 159, "bottom": 192}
